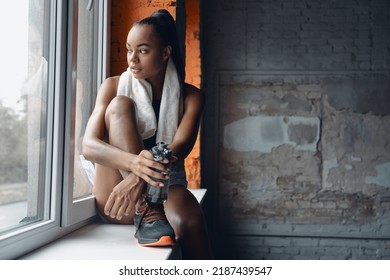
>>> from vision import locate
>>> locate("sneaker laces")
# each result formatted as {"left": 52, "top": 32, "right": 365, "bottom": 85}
{"left": 136, "top": 200, "right": 167, "bottom": 225}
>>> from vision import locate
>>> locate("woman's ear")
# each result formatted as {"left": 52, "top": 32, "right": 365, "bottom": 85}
{"left": 163, "top": 45, "right": 172, "bottom": 61}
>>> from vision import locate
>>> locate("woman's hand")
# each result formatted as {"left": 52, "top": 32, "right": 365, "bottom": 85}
{"left": 104, "top": 172, "right": 144, "bottom": 220}
{"left": 130, "top": 149, "right": 171, "bottom": 187}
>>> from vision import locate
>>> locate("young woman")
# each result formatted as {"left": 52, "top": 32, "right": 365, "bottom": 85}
{"left": 82, "top": 9, "right": 212, "bottom": 259}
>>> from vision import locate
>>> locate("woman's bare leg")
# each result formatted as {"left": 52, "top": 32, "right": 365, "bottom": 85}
{"left": 93, "top": 95, "right": 144, "bottom": 224}
{"left": 164, "top": 185, "right": 213, "bottom": 259}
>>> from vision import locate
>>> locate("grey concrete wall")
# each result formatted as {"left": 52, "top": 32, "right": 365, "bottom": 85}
{"left": 201, "top": 0, "right": 390, "bottom": 259}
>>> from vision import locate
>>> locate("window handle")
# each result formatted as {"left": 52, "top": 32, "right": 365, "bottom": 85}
{"left": 86, "top": 0, "right": 94, "bottom": 11}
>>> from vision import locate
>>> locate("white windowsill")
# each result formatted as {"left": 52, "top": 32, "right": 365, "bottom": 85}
{"left": 20, "top": 188, "right": 206, "bottom": 260}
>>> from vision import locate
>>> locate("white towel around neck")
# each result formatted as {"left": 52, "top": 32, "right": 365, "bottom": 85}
{"left": 117, "top": 58, "right": 183, "bottom": 144}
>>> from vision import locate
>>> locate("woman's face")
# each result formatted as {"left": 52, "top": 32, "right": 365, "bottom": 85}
{"left": 126, "top": 24, "right": 169, "bottom": 80}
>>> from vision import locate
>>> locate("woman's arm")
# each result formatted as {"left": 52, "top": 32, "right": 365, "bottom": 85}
{"left": 169, "top": 83, "right": 205, "bottom": 160}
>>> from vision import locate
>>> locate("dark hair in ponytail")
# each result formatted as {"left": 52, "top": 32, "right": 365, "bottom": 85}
{"left": 134, "top": 9, "right": 185, "bottom": 83}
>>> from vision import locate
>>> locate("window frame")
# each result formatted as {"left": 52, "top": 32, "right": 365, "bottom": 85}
{"left": 61, "top": 0, "right": 109, "bottom": 226}
{"left": 0, "top": 0, "right": 109, "bottom": 259}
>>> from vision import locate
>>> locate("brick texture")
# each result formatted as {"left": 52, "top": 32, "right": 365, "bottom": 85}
{"left": 184, "top": 0, "right": 201, "bottom": 188}
{"left": 201, "top": 0, "right": 390, "bottom": 259}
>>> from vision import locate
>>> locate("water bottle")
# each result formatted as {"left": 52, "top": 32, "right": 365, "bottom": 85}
{"left": 146, "top": 142, "right": 172, "bottom": 204}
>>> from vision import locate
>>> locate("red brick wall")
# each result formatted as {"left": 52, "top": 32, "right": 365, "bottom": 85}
{"left": 183, "top": 0, "right": 201, "bottom": 188}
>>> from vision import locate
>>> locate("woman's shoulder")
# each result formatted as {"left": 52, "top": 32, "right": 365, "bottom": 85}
{"left": 97, "top": 76, "right": 120, "bottom": 96}
{"left": 184, "top": 83, "right": 201, "bottom": 94}
{"left": 183, "top": 83, "right": 205, "bottom": 108}
{"left": 183, "top": 83, "right": 204, "bottom": 99}
{"left": 94, "top": 76, "right": 121, "bottom": 104}
{"left": 102, "top": 75, "right": 120, "bottom": 90}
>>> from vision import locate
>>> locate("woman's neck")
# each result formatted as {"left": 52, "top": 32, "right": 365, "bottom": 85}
{"left": 147, "top": 66, "right": 167, "bottom": 101}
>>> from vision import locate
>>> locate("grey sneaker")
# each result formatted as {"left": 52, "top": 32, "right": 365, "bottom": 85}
{"left": 134, "top": 200, "right": 175, "bottom": 246}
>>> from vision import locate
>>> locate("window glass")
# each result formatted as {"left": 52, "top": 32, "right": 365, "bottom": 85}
{"left": 72, "top": 0, "right": 98, "bottom": 200}
{"left": 0, "top": 0, "right": 50, "bottom": 233}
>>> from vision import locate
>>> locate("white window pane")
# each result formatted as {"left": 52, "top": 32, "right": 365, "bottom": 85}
{"left": 0, "top": 0, "right": 50, "bottom": 233}
{"left": 72, "top": 0, "right": 98, "bottom": 200}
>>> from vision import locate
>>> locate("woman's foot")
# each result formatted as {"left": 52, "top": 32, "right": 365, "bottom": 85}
{"left": 134, "top": 199, "right": 175, "bottom": 247}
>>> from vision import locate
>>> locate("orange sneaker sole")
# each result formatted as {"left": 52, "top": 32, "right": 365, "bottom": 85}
{"left": 138, "top": 236, "right": 175, "bottom": 247}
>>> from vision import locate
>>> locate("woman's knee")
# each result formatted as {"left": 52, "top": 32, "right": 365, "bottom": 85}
{"left": 165, "top": 186, "right": 205, "bottom": 238}
{"left": 105, "top": 96, "right": 136, "bottom": 123}
{"left": 177, "top": 212, "right": 205, "bottom": 239}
